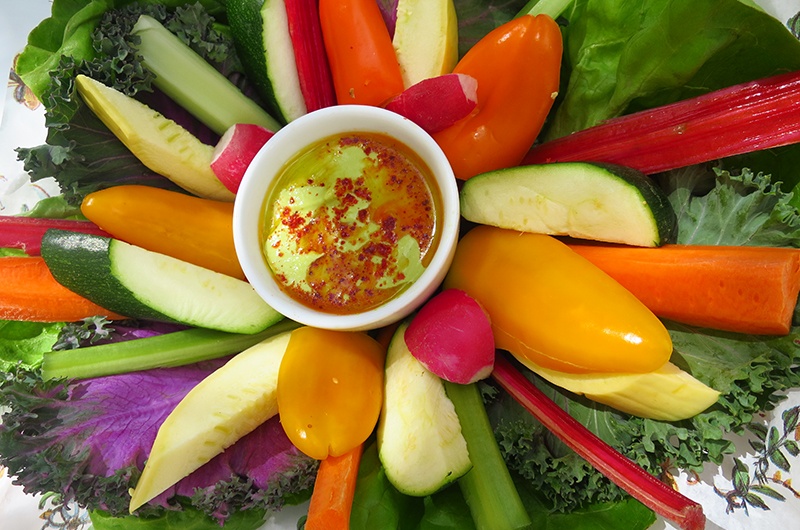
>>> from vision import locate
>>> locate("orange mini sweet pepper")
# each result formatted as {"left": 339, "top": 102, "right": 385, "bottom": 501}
{"left": 81, "top": 185, "right": 244, "bottom": 280}
{"left": 433, "top": 14, "right": 563, "bottom": 180}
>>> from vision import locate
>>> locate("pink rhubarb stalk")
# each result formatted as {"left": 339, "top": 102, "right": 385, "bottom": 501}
{"left": 523, "top": 69, "right": 800, "bottom": 174}
{"left": 491, "top": 354, "right": 705, "bottom": 530}
{"left": 0, "top": 216, "right": 110, "bottom": 255}
{"left": 284, "top": 0, "right": 337, "bottom": 112}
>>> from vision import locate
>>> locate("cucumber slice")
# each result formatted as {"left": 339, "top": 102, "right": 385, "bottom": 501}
{"left": 460, "top": 162, "right": 677, "bottom": 247}
{"left": 377, "top": 322, "right": 471, "bottom": 496}
{"left": 129, "top": 330, "right": 293, "bottom": 512}
{"left": 228, "top": 0, "right": 306, "bottom": 124}
{"left": 41, "top": 229, "right": 282, "bottom": 334}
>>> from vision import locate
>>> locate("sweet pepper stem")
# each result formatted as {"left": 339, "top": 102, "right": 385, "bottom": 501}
{"left": 491, "top": 354, "right": 705, "bottom": 530}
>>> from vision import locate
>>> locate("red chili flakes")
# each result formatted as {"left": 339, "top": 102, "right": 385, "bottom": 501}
{"left": 268, "top": 132, "right": 440, "bottom": 315}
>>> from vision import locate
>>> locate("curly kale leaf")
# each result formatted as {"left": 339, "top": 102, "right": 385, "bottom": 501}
{"left": 0, "top": 363, "right": 317, "bottom": 524}
{"left": 15, "top": 2, "right": 243, "bottom": 206}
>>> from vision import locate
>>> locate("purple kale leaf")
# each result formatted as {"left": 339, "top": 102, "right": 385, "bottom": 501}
{"left": 0, "top": 361, "right": 316, "bottom": 523}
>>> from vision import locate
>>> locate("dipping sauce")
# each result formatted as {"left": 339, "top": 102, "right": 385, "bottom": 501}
{"left": 261, "top": 132, "right": 440, "bottom": 314}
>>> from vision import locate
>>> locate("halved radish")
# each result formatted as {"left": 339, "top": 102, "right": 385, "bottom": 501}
{"left": 404, "top": 289, "right": 495, "bottom": 384}
{"left": 384, "top": 73, "right": 477, "bottom": 134}
{"left": 210, "top": 123, "right": 275, "bottom": 193}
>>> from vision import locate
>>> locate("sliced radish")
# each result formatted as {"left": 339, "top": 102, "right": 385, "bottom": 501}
{"left": 210, "top": 123, "right": 275, "bottom": 193}
{"left": 404, "top": 289, "right": 495, "bottom": 384}
{"left": 384, "top": 73, "right": 477, "bottom": 134}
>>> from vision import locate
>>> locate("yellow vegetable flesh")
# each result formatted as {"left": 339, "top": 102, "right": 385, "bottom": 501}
{"left": 444, "top": 225, "right": 672, "bottom": 373}
{"left": 277, "top": 327, "right": 385, "bottom": 460}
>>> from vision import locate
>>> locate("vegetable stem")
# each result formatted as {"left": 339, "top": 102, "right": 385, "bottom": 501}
{"left": 131, "top": 15, "right": 282, "bottom": 135}
{"left": 0, "top": 216, "right": 109, "bottom": 255}
{"left": 41, "top": 320, "right": 300, "bottom": 380}
{"left": 491, "top": 355, "right": 705, "bottom": 530}
{"left": 524, "top": 69, "right": 800, "bottom": 174}
{"left": 284, "top": 0, "right": 337, "bottom": 112}
{"left": 444, "top": 381, "right": 532, "bottom": 530}
{"left": 517, "top": 0, "right": 573, "bottom": 19}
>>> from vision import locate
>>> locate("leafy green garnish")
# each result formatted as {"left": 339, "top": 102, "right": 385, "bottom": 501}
{"left": 0, "top": 320, "right": 62, "bottom": 371}
{"left": 15, "top": 0, "right": 227, "bottom": 99}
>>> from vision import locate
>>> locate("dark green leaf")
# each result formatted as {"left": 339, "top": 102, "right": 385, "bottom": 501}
{"left": 768, "top": 426, "right": 782, "bottom": 452}
{"left": 750, "top": 485, "right": 786, "bottom": 501}
{"left": 784, "top": 440, "right": 800, "bottom": 457}
{"left": 743, "top": 492, "right": 770, "bottom": 510}
{"left": 782, "top": 406, "right": 800, "bottom": 432}
{"left": 769, "top": 449, "right": 792, "bottom": 472}
{"left": 749, "top": 422, "right": 769, "bottom": 442}
{"left": 453, "top": 0, "right": 528, "bottom": 57}
{"left": 732, "top": 459, "right": 751, "bottom": 492}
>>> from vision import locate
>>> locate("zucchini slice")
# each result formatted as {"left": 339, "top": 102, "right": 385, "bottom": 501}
{"left": 228, "top": 0, "right": 306, "bottom": 124}
{"left": 41, "top": 229, "right": 282, "bottom": 334}
{"left": 460, "top": 162, "right": 677, "bottom": 247}
{"left": 377, "top": 322, "right": 471, "bottom": 496}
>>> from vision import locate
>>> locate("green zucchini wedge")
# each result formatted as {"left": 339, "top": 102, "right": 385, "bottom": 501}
{"left": 460, "top": 162, "right": 677, "bottom": 247}
{"left": 40, "top": 229, "right": 282, "bottom": 334}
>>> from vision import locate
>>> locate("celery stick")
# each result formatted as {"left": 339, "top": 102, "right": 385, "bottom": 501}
{"left": 444, "top": 381, "right": 532, "bottom": 530}
{"left": 41, "top": 320, "right": 300, "bottom": 380}
{"left": 131, "top": 15, "right": 282, "bottom": 135}
{"left": 517, "top": 0, "right": 573, "bottom": 19}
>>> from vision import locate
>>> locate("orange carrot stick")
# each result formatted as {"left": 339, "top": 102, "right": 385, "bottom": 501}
{"left": 1, "top": 256, "right": 124, "bottom": 322}
{"left": 305, "top": 444, "right": 363, "bottom": 530}
{"left": 567, "top": 243, "right": 800, "bottom": 335}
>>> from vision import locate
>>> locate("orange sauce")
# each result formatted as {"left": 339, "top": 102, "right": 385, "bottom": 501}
{"left": 261, "top": 132, "right": 441, "bottom": 314}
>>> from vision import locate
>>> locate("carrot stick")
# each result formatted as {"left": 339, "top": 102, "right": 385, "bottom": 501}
{"left": 566, "top": 242, "right": 800, "bottom": 335}
{"left": 305, "top": 444, "right": 363, "bottom": 530}
{"left": 0, "top": 256, "right": 124, "bottom": 322}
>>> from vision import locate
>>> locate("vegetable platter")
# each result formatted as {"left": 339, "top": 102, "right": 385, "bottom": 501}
{"left": 3, "top": 0, "right": 800, "bottom": 529}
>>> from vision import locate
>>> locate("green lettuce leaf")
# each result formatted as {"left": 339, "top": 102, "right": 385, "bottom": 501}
{"left": 0, "top": 321, "right": 62, "bottom": 371}
{"left": 16, "top": 0, "right": 227, "bottom": 99}
{"left": 547, "top": 0, "right": 800, "bottom": 141}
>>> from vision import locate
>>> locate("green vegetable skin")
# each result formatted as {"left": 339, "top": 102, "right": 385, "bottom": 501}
{"left": 6, "top": 0, "right": 800, "bottom": 529}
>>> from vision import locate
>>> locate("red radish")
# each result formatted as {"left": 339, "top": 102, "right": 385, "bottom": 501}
{"left": 384, "top": 73, "right": 478, "bottom": 134}
{"left": 210, "top": 123, "right": 274, "bottom": 193}
{"left": 404, "top": 289, "right": 495, "bottom": 384}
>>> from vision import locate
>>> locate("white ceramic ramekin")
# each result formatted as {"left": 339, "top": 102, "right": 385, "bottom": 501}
{"left": 233, "top": 105, "right": 459, "bottom": 331}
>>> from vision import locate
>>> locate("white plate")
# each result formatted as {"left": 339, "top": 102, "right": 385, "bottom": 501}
{"left": 2, "top": 1, "right": 800, "bottom": 529}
